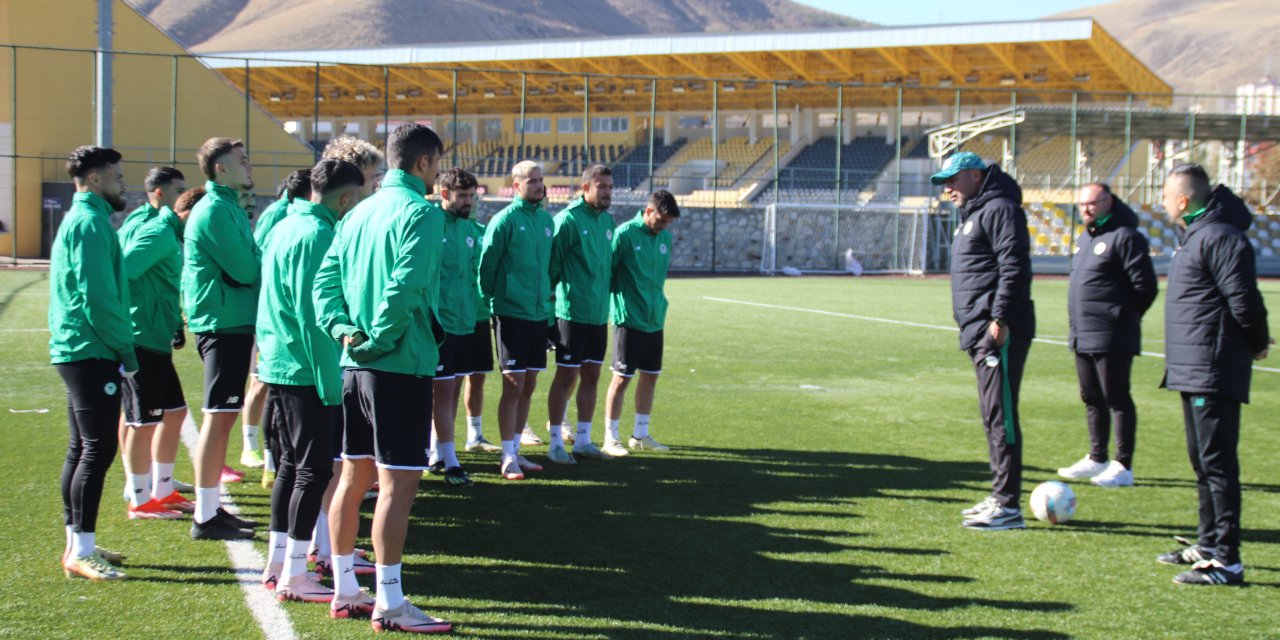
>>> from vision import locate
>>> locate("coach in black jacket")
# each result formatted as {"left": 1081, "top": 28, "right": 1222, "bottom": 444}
{"left": 1158, "top": 164, "right": 1271, "bottom": 586}
{"left": 935, "top": 151, "right": 1035, "bottom": 531}
{"left": 1057, "top": 184, "right": 1157, "bottom": 488}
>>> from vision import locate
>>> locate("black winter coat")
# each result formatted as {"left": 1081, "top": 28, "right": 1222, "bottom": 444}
{"left": 949, "top": 165, "right": 1036, "bottom": 351}
{"left": 1164, "top": 185, "right": 1270, "bottom": 403}
{"left": 1068, "top": 198, "right": 1158, "bottom": 354}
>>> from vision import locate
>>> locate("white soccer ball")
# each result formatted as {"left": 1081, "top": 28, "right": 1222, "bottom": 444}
{"left": 1030, "top": 481, "right": 1077, "bottom": 524}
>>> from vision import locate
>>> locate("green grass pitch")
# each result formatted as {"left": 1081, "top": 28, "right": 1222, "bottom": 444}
{"left": 1, "top": 269, "right": 1277, "bottom": 639}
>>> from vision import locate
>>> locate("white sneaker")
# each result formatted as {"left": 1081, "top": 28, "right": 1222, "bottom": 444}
{"left": 573, "top": 442, "right": 612, "bottom": 460}
{"left": 465, "top": 437, "right": 501, "bottom": 453}
{"left": 601, "top": 440, "right": 629, "bottom": 457}
{"left": 628, "top": 435, "right": 669, "bottom": 451}
{"left": 1057, "top": 456, "right": 1107, "bottom": 480}
{"left": 547, "top": 442, "right": 577, "bottom": 465}
{"left": 371, "top": 600, "right": 452, "bottom": 634}
{"left": 520, "top": 425, "right": 544, "bottom": 446}
{"left": 1091, "top": 461, "right": 1134, "bottom": 487}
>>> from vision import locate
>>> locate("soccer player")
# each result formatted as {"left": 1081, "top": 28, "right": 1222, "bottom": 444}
{"left": 1057, "top": 183, "right": 1156, "bottom": 488}
{"left": 51, "top": 146, "right": 137, "bottom": 581}
{"left": 428, "top": 167, "right": 482, "bottom": 487}
{"left": 546, "top": 164, "right": 617, "bottom": 463}
{"left": 184, "top": 137, "right": 261, "bottom": 540}
{"left": 933, "top": 151, "right": 1035, "bottom": 532}
{"left": 257, "top": 158, "right": 367, "bottom": 605}
{"left": 118, "top": 166, "right": 192, "bottom": 520}
{"left": 1157, "top": 164, "right": 1271, "bottom": 586}
{"left": 322, "top": 135, "right": 386, "bottom": 197}
{"left": 603, "top": 190, "right": 679, "bottom": 454}
{"left": 478, "top": 160, "right": 555, "bottom": 480}
{"left": 314, "top": 123, "right": 451, "bottom": 632}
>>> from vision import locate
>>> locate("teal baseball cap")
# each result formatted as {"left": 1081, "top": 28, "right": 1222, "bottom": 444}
{"left": 930, "top": 151, "right": 987, "bottom": 185}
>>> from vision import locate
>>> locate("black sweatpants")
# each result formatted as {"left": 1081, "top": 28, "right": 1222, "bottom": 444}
{"left": 56, "top": 359, "right": 123, "bottom": 534}
{"left": 1075, "top": 352, "right": 1137, "bottom": 469}
{"left": 266, "top": 384, "right": 336, "bottom": 540}
{"left": 1181, "top": 392, "right": 1242, "bottom": 565}
{"left": 968, "top": 331, "right": 1031, "bottom": 509}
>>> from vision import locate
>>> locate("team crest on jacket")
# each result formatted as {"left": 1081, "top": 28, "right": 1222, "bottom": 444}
{"left": 659, "top": 244, "right": 668, "bottom": 254}
{"left": 466, "top": 237, "right": 475, "bottom": 248}
{"left": 962, "top": 220, "right": 974, "bottom": 235}
{"left": 1093, "top": 241, "right": 1107, "bottom": 255}
{"left": 545, "top": 227, "right": 552, "bottom": 237}
{"left": 606, "top": 230, "right": 613, "bottom": 240}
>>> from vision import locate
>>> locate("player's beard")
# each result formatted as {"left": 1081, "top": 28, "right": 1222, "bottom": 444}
{"left": 455, "top": 204, "right": 472, "bottom": 219}
{"left": 103, "top": 190, "right": 127, "bottom": 212}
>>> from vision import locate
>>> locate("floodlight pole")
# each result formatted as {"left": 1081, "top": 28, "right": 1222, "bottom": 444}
{"left": 451, "top": 70, "right": 459, "bottom": 167}
{"left": 170, "top": 55, "right": 177, "bottom": 165}
{"left": 312, "top": 62, "right": 320, "bottom": 162}
{"left": 95, "top": 0, "right": 112, "bottom": 147}
{"left": 647, "top": 77, "right": 656, "bottom": 186}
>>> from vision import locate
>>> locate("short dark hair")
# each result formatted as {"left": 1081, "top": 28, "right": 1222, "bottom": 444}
{"left": 649, "top": 190, "right": 680, "bottom": 217}
{"left": 1167, "top": 163, "right": 1211, "bottom": 206}
{"left": 386, "top": 123, "right": 443, "bottom": 172}
{"left": 435, "top": 167, "right": 478, "bottom": 193}
{"left": 174, "top": 187, "right": 206, "bottom": 215}
{"left": 277, "top": 169, "right": 312, "bottom": 200}
{"left": 144, "top": 166, "right": 185, "bottom": 191}
{"left": 310, "top": 158, "right": 365, "bottom": 196}
{"left": 582, "top": 164, "right": 612, "bottom": 184}
{"left": 66, "top": 146, "right": 122, "bottom": 180}
{"left": 196, "top": 137, "right": 244, "bottom": 180}
{"left": 1083, "top": 182, "right": 1112, "bottom": 196}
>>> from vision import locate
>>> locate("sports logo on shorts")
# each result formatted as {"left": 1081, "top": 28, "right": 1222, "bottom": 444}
{"left": 962, "top": 220, "right": 974, "bottom": 235}
{"left": 1093, "top": 241, "right": 1107, "bottom": 255}
{"left": 466, "top": 237, "right": 475, "bottom": 248}
{"left": 149, "top": 408, "right": 163, "bottom": 417}
{"left": 659, "top": 244, "right": 668, "bottom": 254}
{"left": 505, "top": 359, "right": 517, "bottom": 367}
{"left": 228, "top": 395, "right": 241, "bottom": 404}
{"left": 104, "top": 382, "right": 118, "bottom": 396}
{"left": 984, "top": 355, "right": 1000, "bottom": 368}
{"left": 437, "top": 364, "right": 444, "bottom": 372}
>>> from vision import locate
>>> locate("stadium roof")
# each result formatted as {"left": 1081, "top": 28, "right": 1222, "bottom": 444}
{"left": 197, "top": 19, "right": 1172, "bottom": 118}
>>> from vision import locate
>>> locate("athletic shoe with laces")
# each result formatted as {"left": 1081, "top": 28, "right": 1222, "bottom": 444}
{"left": 426, "top": 460, "right": 446, "bottom": 476}
{"left": 240, "top": 448, "right": 266, "bottom": 468}
{"left": 309, "top": 547, "right": 372, "bottom": 568}
{"left": 1173, "top": 559, "right": 1244, "bottom": 586}
{"left": 216, "top": 507, "right": 259, "bottom": 529}
{"left": 95, "top": 547, "right": 126, "bottom": 564}
{"left": 628, "top": 435, "right": 669, "bottom": 451}
{"left": 263, "top": 562, "right": 283, "bottom": 591}
{"left": 191, "top": 515, "right": 254, "bottom": 540}
{"left": 500, "top": 457, "right": 525, "bottom": 481}
{"left": 1157, "top": 542, "right": 1216, "bottom": 565}
{"left": 443, "top": 466, "right": 473, "bottom": 487}
{"left": 962, "top": 505, "right": 1026, "bottom": 531}
{"left": 573, "top": 442, "right": 613, "bottom": 460}
{"left": 330, "top": 587, "right": 377, "bottom": 619}
{"left": 127, "top": 498, "right": 184, "bottom": 520}
{"left": 1090, "top": 460, "right": 1134, "bottom": 487}
{"left": 547, "top": 442, "right": 576, "bottom": 465}
{"left": 260, "top": 469, "right": 275, "bottom": 489}
{"left": 371, "top": 600, "right": 452, "bottom": 634}
{"left": 465, "top": 438, "right": 500, "bottom": 453}
{"left": 520, "top": 425, "right": 543, "bottom": 446}
{"left": 961, "top": 496, "right": 998, "bottom": 517}
{"left": 601, "top": 440, "right": 630, "bottom": 457}
{"left": 516, "top": 455, "right": 543, "bottom": 472}
{"left": 1057, "top": 456, "right": 1107, "bottom": 480}
{"left": 64, "top": 551, "right": 126, "bottom": 581}
{"left": 220, "top": 465, "right": 245, "bottom": 484}
{"left": 276, "top": 573, "right": 335, "bottom": 603}
{"left": 173, "top": 478, "right": 195, "bottom": 493}
{"left": 155, "top": 490, "right": 195, "bottom": 513}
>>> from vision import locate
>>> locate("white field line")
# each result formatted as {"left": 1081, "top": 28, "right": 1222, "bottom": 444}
{"left": 702, "top": 296, "right": 1280, "bottom": 374}
{"left": 180, "top": 414, "right": 297, "bottom": 640}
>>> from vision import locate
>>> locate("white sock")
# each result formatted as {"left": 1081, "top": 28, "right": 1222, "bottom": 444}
{"left": 153, "top": 462, "right": 175, "bottom": 497}
{"left": 285, "top": 537, "right": 311, "bottom": 580}
{"left": 466, "top": 416, "right": 483, "bottom": 442}
{"left": 375, "top": 563, "right": 405, "bottom": 610}
{"left": 195, "top": 486, "right": 221, "bottom": 524}
{"left": 501, "top": 439, "right": 517, "bottom": 465}
{"left": 72, "top": 531, "right": 95, "bottom": 559}
{"left": 548, "top": 422, "right": 563, "bottom": 445}
{"left": 128, "top": 472, "right": 152, "bottom": 507}
{"left": 263, "top": 450, "right": 276, "bottom": 473}
{"left": 333, "top": 553, "right": 360, "bottom": 597}
{"left": 634, "top": 414, "right": 651, "bottom": 439}
{"left": 513, "top": 437, "right": 522, "bottom": 456}
{"left": 312, "top": 509, "right": 332, "bottom": 558}
{"left": 65, "top": 525, "right": 75, "bottom": 555}
{"left": 428, "top": 427, "right": 440, "bottom": 465}
{"left": 575, "top": 421, "right": 592, "bottom": 446}
{"left": 607, "top": 419, "right": 621, "bottom": 442}
{"left": 268, "top": 530, "right": 287, "bottom": 566}
{"left": 439, "top": 441, "right": 459, "bottom": 468}
{"left": 243, "top": 424, "right": 260, "bottom": 451}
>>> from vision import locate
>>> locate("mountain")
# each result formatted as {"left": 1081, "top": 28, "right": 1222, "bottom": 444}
{"left": 128, "top": 0, "right": 870, "bottom": 53}
{"left": 1054, "top": 0, "right": 1279, "bottom": 94}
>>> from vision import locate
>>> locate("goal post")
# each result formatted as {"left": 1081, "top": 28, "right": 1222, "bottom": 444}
{"left": 760, "top": 203, "right": 930, "bottom": 275}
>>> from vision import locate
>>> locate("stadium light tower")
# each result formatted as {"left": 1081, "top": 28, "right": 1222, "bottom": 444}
{"left": 95, "top": 0, "right": 113, "bottom": 147}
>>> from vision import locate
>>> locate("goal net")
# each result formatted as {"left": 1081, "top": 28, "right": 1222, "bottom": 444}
{"left": 760, "top": 204, "right": 930, "bottom": 275}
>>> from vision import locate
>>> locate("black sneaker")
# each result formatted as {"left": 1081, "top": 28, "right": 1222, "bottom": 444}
{"left": 1157, "top": 543, "right": 1215, "bottom": 565}
{"left": 1173, "top": 560, "right": 1244, "bottom": 586}
{"left": 215, "top": 507, "right": 259, "bottom": 529}
{"left": 443, "top": 466, "right": 473, "bottom": 487}
{"left": 192, "top": 516, "right": 254, "bottom": 540}
{"left": 426, "top": 461, "right": 446, "bottom": 476}
{"left": 962, "top": 505, "right": 1026, "bottom": 531}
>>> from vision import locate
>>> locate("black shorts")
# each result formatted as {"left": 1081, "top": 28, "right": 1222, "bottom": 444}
{"left": 464, "top": 320, "right": 494, "bottom": 375}
{"left": 553, "top": 319, "right": 607, "bottom": 367}
{"left": 435, "top": 332, "right": 472, "bottom": 380}
{"left": 266, "top": 383, "right": 337, "bottom": 471}
{"left": 493, "top": 316, "right": 549, "bottom": 373}
{"left": 196, "top": 332, "right": 254, "bottom": 412}
{"left": 341, "top": 368, "right": 431, "bottom": 470}
{"left": 122, "top": 347, "right": 186, "bottom": 426}
{"left": 612, "top": 327, "right": 664, "bottom": 377}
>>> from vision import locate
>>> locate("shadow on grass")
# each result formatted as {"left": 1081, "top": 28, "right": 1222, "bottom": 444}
{"left": 373, "top": 446, "right": 1073, "bottom": 639}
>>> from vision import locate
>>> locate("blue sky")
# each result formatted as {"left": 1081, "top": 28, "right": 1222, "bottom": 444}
{"left": 793, "top": 1, "right": 1102, "bottom": 26}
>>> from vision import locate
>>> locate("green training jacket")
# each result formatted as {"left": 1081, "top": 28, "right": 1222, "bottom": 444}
{"left": 472, "top": 219, "right": 491, "bottom": 323}
{"left": 313, "top": 169, "right": 444, "bottom": 376}
{"left": 181, "top": 180, "right": 261, "bottom": 333}
{"left": 437, "top": 208, "right": 481, "bottom": 336}
{"left": 610, "top": 212, "right": 672, "bottom": 333}
{"left": 119, "top": 203, "right": 184, "bottom": 354}
{"left": 478, "top": 196, "right": 554, "bottom": 322}
{"left": 256, "top": 199, "right": 342, "bottom": 405}
{"left": 48, "top": 191, "right": 139, "bottom": 371}
{"left": 253, "top": 196, "right": 290, "bottom": 249}
{"left": 550, "top": 196, "right": 615, "bottom": 326}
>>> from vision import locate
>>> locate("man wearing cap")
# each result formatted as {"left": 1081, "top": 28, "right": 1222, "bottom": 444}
{"left": 934, "top": 151, "right": 1035, "bottom": 531}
